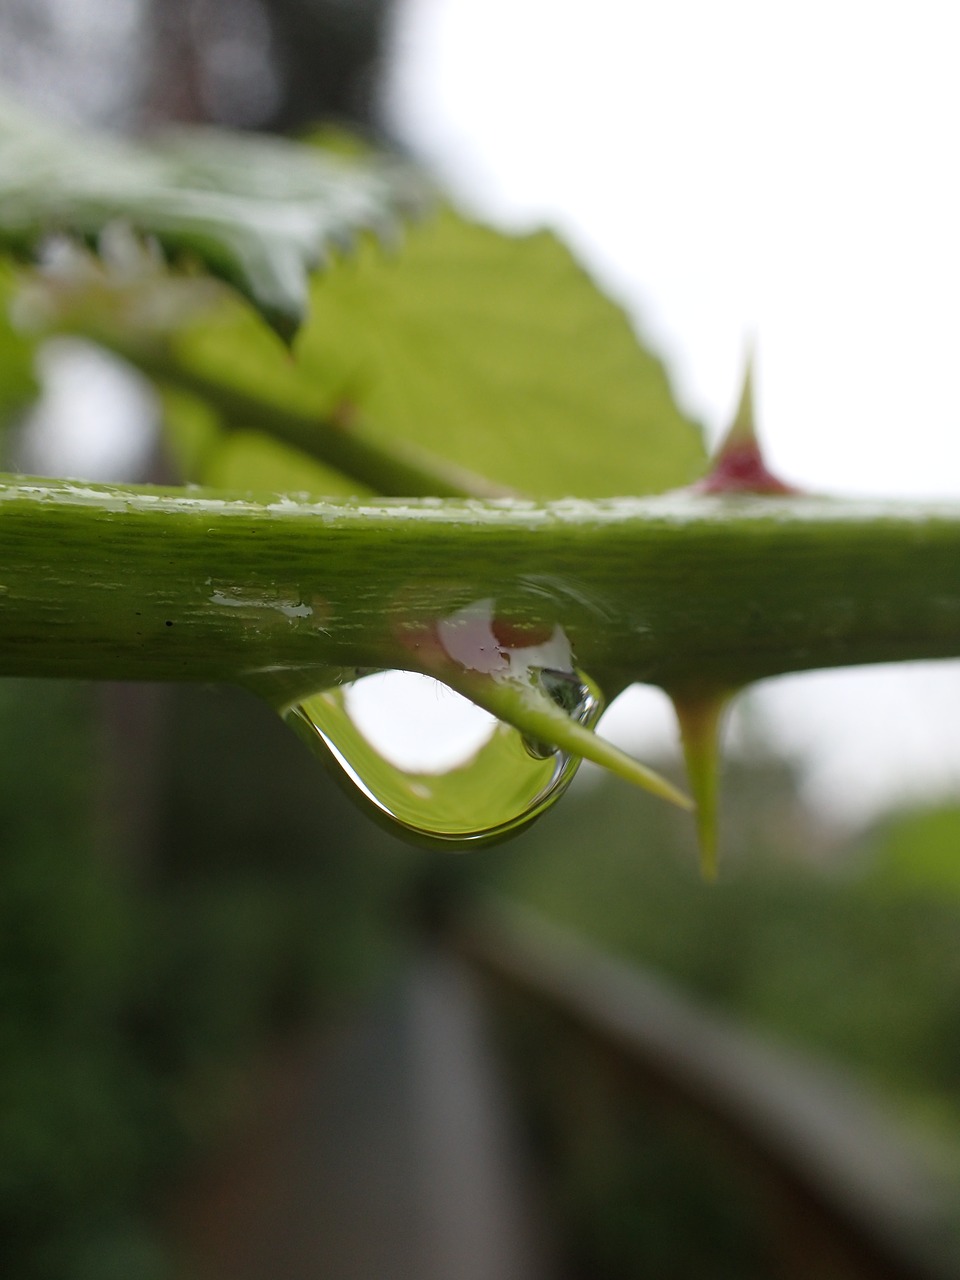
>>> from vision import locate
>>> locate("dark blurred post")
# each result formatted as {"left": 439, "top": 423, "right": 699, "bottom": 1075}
{"left": 142, "top": 0, "right": 394, "bottom": 132}
{"left": 265, "top": 0, "right": 393, "bottom": 130}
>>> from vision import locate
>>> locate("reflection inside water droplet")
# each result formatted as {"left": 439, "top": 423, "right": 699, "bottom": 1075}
{"left": 521, "top": 668, "right": 598, "bottom": 759}
{"left": 282, "top": 665, "right": 603, "bottom": 849}
{"left": 345, "top": 670, "right": 497, "bottom": 773}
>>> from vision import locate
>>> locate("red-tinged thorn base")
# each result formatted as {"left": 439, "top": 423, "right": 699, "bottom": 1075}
{"left": 695, "top": 352, "right": 799, "bottom": 496}
{"left": 696, "top": 440, "right": 797, "bottom": 495}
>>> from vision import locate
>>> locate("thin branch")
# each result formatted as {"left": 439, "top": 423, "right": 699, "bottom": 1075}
{"left": 116, "top": 342, "right": 515, "bottom": 499}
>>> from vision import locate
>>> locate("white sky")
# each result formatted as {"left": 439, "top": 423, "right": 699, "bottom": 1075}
{"left": 382, "top": 0, "right": 960, "bottom": 827}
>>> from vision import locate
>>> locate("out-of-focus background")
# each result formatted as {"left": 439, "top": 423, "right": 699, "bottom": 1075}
{"left": 4, "top": 3, "right": 960, "bottom": 1277}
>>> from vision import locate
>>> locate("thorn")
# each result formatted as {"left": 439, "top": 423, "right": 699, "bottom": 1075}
{"left": 439, "top": 667, "right": 694, "bottom": 812}
{"left": 697, "top": 350, "right": 796, "bottom": 495}
{"left": 671, "top": 690, "right": 733, "bottom": 879}
{"left": 725, "top": 343, "right": 758, "bottom": 449}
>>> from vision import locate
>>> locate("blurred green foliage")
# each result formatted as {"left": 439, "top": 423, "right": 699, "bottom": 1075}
{"left": 0, "top": 265, "right": 37, "bottom": 433}
{"left": 5, "top": 675, "right": 960, "bottom": 1277}
{"left": 465, "top": 759, "right": 960, "bottom": 1275}
{"left": 0, "top": 679, "right": 417, "bottom": 1278}
{"left": 495, "top": 761, "right": 960, "bottom": 1129}
{"left": 0, "top": 681, "right": 166, "bottom": 1278}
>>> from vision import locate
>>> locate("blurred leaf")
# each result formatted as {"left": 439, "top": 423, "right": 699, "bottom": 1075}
{"left": 0, "top": 264, "right": 38, "bottom": 430}
{"left": 302, "top": 210, "right": 707, "bottom": 495}
{"left": 173, "top": 208, "right": 707, "bottom": 497}
{"left": 0, "top": 95, "right": 425, "bottom": 340}
{"left": 867, "top": 806, "right": 960, "bottom": 899}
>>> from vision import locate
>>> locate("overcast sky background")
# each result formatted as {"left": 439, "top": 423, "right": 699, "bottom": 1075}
{"left": 382, "top": 0, "right": 960, "bottom": 826}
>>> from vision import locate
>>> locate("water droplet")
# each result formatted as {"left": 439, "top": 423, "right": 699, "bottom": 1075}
{"left": 281, "top": 664, "right": 603, "bottom": 849}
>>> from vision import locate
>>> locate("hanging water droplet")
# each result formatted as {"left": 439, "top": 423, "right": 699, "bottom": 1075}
{"left": 281, "top": 664, "right": 603, "bottom": 849}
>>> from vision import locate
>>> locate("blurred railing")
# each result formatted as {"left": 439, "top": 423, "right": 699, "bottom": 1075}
{"left": 452, "top": 899, "right": 960, "bottom": 1280}
{"left": 173, "top": 897, "right": 960, "bottom": 1279}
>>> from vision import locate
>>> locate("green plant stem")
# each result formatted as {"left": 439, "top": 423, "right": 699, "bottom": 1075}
{"left": 112, "top": 342, "right": 514, "bottom": 499}
{"left": 2, "top": 476, "right": 960, "bottom": 704}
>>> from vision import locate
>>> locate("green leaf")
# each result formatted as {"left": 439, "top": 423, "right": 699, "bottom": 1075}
{"left": 0, "top": 264, "right": 38, "bottom": 433}
{"left": 299, "top": 210, "right": 707, "bottom": 495}
{"left": 171, "top": 207, "right": 707, "bottom": 497}
{"left": 0, "top": 95, "right": 425, "bottom": 340}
